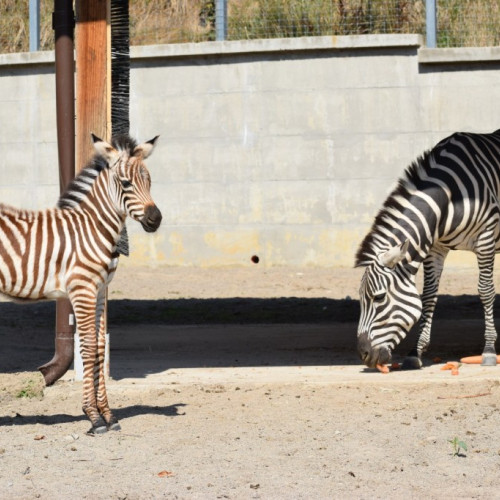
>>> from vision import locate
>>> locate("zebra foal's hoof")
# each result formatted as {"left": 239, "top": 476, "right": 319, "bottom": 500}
{"left": 481, "top": 353, "right": 498, "bottom": 366}
{"left": 87, "top": 424, "right": 108, "bottom": 435}
{"left": 107, "top": 421, "right": 121, "bottom": 432}
{"left": 401, "top": 356, "right": 422, "bottom": 370}
{"left": 86, "top": 416, "right": 108, "bottom": 435}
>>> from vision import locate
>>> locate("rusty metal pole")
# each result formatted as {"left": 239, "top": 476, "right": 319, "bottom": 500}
{"left": 38, "top": 0, "right": 76, "bottom": 386}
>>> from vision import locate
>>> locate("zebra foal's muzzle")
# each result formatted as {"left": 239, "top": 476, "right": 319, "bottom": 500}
{"left": 357, "top": 331, "right": 392, "bottom": 368}
{"left": 140, "top": 204, "right": 162, "bottom": 233}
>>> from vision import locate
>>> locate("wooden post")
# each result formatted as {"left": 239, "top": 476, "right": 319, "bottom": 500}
{"left": 74, "top": 0, "right": 111, "bottom": 379}
{"left": 75, "top": 0, "right": 111, "bottom": 167}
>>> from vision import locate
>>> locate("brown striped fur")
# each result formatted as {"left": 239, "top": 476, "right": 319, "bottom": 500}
{"left": 0, "top": 134, "right": 161, "bottom": 433}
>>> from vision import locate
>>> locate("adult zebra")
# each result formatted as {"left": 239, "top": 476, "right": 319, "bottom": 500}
{"left": 0, "top": 133, "right": 162, "bottom": 433}
{"left": 355, "top": 129, "right": 500, "bottom": 370}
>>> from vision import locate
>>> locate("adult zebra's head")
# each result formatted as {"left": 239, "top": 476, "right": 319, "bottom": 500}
{"left": 356, "top": 240, "right": 422, "bottom": 368}
{"left": 92, "top": 134, "right": 162, "bottom": 233}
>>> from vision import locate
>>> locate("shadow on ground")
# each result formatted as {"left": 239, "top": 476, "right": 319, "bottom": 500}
{"left": 0, "top": 295, "right": 492, "bottom": 378}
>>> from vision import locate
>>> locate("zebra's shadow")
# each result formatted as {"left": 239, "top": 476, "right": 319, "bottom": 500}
{"left": 0, "top": 403, "right": 186, "bottom": 427}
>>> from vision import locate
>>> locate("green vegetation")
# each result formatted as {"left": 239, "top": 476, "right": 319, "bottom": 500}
{"left": 0, "top": 0, "right": 499, "bottom": 54}
{"left": 448, "top": 437, "right": 468, "bottom": 457}
{"left": 16, "top": 376, "right": 44, "bottom": 399}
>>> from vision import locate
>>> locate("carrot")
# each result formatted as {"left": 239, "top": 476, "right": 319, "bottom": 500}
{"left": 441, "top": 361, "right": 460, "bottom": 371}
{"left": 460, "top": 354, "right": 500, "bottom": 364}
{"left": 451, "top": 368, "right": 459, "bottom": 376}
{"left": 376, "top": 364, "right": 389, "bottom": 374}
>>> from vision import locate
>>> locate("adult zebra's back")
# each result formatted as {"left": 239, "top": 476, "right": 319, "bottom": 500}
{"left": 355, "top": 129, "right": 500, "bottom": 369}
{"left": 0, "top": 133, "right": 162, "bottom": 433}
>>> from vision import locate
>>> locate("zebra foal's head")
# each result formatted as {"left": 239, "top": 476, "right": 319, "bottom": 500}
{"left": 356, "top": 240, "right": 422, "bottom": 368}
{"left": 92, "top": 134, "right": 162, "bottom": 233}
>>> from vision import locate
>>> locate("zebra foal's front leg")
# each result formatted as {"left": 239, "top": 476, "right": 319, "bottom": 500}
{"left": 71, "top": 289, "right": 113, "bottom": 434}
{"left": 95, "top": 288, "right": 120, "bottom": 431}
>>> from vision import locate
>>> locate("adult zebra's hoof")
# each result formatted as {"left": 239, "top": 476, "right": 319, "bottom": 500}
{"left": 402, "top": 356, "right": 422, "bottom": 370}
{"left": 481, "top": 353, "right": 498, "bottom": 366}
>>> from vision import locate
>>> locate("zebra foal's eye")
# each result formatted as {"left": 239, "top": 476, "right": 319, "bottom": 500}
{"left": 372, "top": 292, "right": 386, "bottom": 303}
{"left": 120, "top": 179, "right": 132, "bottom": 189}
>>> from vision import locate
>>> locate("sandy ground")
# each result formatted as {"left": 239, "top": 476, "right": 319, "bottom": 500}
{"left": 2, "top": 264, "right": 500, "bottom": 499}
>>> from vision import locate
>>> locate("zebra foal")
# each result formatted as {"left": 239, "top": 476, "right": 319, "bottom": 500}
{"left": 0, "top": 134, "right": 162, "bottom": 433}
{"left": 356, "top": 130, "right": 500, "bottom": 369}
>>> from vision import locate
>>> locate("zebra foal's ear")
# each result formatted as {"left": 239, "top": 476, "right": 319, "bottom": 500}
{"left": 378, "top": 240, "right": 410, "bottom": 269}
{"left": 133, "top": 135, "right": 159, "bottom": 159}
{"left": 91, "top": 133, "right": 120, "bottom": 165}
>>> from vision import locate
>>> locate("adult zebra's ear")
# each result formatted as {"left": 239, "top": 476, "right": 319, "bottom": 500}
{"left": 91, "top": 134, "right": 120, "bottom": 165}
{"left": 378, "top": 240, "right": 410, "bottom": 269}
{"left": 133, "top": 135, "right": 159, "bottom": 159}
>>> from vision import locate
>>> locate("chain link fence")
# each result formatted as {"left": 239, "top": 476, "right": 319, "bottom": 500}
{"left": 1, "top": 0, "right": 500, "bottom": 54}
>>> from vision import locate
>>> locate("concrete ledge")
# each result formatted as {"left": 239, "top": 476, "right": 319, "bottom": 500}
{"left": 3, "top": 38, "right": 500, "bottom": 68}
{"left": 130, "top": 34, "right": 423, "bottom": 60}
{"left": 0, "top": 35, "right": 422, "bottom": 68}
{"left": 0, "top": 50, "right": 55, "bottom": 67}
{"left": 419, "top": 46, "right": 500, "bottom": 64}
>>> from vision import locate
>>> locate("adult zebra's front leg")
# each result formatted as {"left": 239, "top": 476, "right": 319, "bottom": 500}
{"left": 70, "top": 287, "right": 109, "bottom": 434}
{"left": 403, "top": 248, "right": 448, "bottom": 369}
{"left": 475, "top": 231, "right": 498, "bottom": 366}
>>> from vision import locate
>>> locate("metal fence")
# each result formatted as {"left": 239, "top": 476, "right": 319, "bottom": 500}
{"left": 1, "top": 0, "right": 500, "bottom": 55}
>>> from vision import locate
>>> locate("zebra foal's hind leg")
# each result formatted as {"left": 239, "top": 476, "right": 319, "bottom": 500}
{"left": 475, "top": 233, "right": 498, "bottom": 366}
{"left": 403, "top": 249, "right": 448, "bottom": 369}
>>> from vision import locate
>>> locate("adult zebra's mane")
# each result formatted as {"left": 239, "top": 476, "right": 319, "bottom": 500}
{"left": 57, "top": 134, "right": 138, "bottom": 210}
{"left": 354, "top": 149, "right": 435, "bottom": 267}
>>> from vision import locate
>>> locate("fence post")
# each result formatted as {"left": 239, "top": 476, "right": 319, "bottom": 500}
{"left": 425, "top": 0, "right": 437, "bottom": 48}
{"left": 216, "top": 0, "right": 227, "bottom": 41}
{"left": 29, "top": 0, "right": 41, "bottom": 51}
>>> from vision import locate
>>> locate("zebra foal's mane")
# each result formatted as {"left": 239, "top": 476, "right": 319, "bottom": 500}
{"left": 57, "top": 134, "right": 138, "bottom": 210}
{"left": 355, "top": 149, "right": 434, "bottom": 267}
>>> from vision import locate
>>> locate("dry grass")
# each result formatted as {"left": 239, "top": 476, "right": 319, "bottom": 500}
{"left": 0, "top": 0, "right": 498, "bottom": 54}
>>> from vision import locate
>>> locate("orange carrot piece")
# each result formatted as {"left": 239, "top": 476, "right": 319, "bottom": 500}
{"left": 451, "top": 368, "right": 459, "bottom": 376}
{"left": 460, "top": 354, "right": 500, "bottom": 364}
{"left": 376, "top": 364, "right": 389, "bottom": 374}
{"left": 441, "top": 361, "right": 459, "bottom": 371}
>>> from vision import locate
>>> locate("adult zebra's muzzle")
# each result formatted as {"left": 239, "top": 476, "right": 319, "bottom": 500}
{"left": 357, "top": 331, "right": 392, "bottom": 368}
{"left": 140, "top": 204, "right": 162, "bottom": 233}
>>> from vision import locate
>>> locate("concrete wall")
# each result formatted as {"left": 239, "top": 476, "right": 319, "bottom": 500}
{"left": 1, "top": 35, "right": 500, "bottom": 268}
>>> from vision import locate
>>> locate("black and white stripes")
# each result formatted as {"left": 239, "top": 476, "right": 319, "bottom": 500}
{"left": 355, "top": 130, "right": 500, "bottom": 368}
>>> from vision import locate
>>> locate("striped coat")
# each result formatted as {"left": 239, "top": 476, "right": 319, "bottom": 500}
{"left": 356, "top": 130, "right": 500, "bottom": 369}
{"left": 0, "top": 134, "right": 162, "bottom": 433}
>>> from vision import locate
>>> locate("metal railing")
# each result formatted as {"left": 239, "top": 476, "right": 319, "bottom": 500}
{"left": 1, "top": 0, "right": 500, "bottom": 55}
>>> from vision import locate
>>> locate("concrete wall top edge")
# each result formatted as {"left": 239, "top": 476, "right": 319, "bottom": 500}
{"left": 130, "top": 34, "right": 424, "bottom": 60}
{"left": 3, "top": 36, "right": 500, "bottom": 68}
{"left": 0, "top": 50, "right": 55, "bottom": 67}
{"left": 0, "top": 34, "right": 423, "bottom": 68}
{"left": 419, "top": 46, "right": 500, "bottom": 64}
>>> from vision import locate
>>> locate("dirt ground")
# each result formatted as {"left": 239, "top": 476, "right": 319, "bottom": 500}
{"left": 2, "top": 264, "right": 500, "bottom": 499}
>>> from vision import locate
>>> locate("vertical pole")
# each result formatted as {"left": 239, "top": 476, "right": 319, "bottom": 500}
{"left": 29, "top": 0, "right": 41, "bottom": 52}
{"left": 74, "top": 0, "right": 111, "bottom": 381}
{"left": 38, "top": 0, "right": 76, "bottom": 386}
{"left": 216, "top": 0, "right": 227, "bottom": 41}
{"left": 426, "top": 0, "right": 437, "bottom": 48}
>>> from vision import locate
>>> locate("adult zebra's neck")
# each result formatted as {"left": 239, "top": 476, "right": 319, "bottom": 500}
{"left": 355, "top": 152, "right": 441, "bottom": 273}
